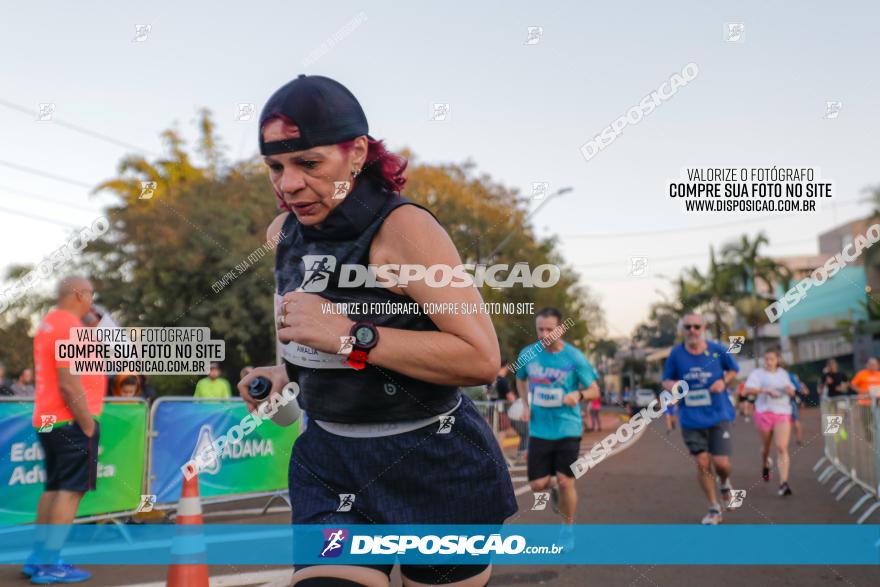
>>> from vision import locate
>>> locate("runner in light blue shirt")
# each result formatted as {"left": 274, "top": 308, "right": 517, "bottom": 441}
{"left": 514, "top": 307, "right": 599, "bottom": 550}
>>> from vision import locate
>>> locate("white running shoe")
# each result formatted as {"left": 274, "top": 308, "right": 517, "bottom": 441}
{"left": 701, "top": 504, "right": 723, "bottom": 525}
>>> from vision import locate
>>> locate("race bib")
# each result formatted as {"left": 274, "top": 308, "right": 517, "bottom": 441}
{"left": 683, "top": 388, "right": 712, "bottom": 407}
{"left": 280, "top": 342, "right": 351, "bottom": 369}
{"left": 532, "top": 385, "right": 564, "bottom": 408}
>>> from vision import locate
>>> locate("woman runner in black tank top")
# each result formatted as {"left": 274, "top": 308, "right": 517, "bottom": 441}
{"left": 237, "top": 75, "right": 517, "bottom": 587}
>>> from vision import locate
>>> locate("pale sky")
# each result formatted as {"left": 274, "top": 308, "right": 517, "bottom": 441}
{"left": 2, "top": 1, "right": 878, "bottom": 337}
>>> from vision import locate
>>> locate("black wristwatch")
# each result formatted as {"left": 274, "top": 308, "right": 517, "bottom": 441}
{"left": 344, "top": 322, "right": 379, "bottom": 370}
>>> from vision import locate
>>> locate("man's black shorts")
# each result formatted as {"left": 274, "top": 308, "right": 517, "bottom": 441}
{"left": 527, "top": 436, "right": 581, "bottom": 481}
{"left": 38, "top": 420, "right": 100, "bottom": 492}
{"left": 681, "top": 420, "right": 731, "bottom": 456}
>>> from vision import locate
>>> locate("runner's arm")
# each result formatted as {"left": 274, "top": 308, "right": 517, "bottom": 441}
{"left": 660, "top": 356, "right": 678, "bottom": 393}
{"left": 661, "top": 379, "right": 678, "bottom": 392}
{"left": 579, "top": 381, "right": 600, "bottom": 401}
{"left": 353, "top": 205, "right": 500, "bottom": 386}
{"left": 516, "top": 376, "right": 529, "bottom": 406}
{"left": 57, "top": 367, "right": 96, "bottom": 436}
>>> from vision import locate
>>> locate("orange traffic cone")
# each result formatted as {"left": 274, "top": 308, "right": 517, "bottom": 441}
{"left": 166, "top": 473, "right": 209, "bottom": 586}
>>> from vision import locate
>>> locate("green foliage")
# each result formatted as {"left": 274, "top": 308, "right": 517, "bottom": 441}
{"left": 0, "top": 314, "right": 34, "bottom": 376}
{"left": 634, "top": 231, "right": 790, "bottom": 347}
{"left": 81, "top": 111, "right": 278, "bottom": 395}
{"left": 403, "top": 154, "right": 605, "bottom": 362}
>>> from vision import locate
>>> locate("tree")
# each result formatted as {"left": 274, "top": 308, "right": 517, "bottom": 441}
{"left": 0, "top": 265, "right": 54, "bottom": 377}
{"left": 679, "top": 246, "right": 737, "bottom": 340}
{"left": 82, "top": 112, "right": 280, "bottom": 394}
{"left": 721, "top": 232, "right": 791, "bottom": 356}
{"left": 633, "top": 300, "right": 680, "bottom": 348}
{"left": 402, "top": 154, "right": 606, "bottom": 363}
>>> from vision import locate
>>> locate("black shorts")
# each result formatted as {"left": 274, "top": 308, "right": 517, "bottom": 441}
{"left": 290, "top": 395, "right": 516, "bottom": 584}
{"left": 38, "top": 420, "right": 100, "bottom": 492}
{"left": 681, "top": 421, "right": 732, "bottom": 456}
{"left": 527, "top": 436, "right": 581, "bottom": 481}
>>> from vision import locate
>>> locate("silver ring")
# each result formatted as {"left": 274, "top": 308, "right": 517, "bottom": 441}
{"left": 280, "top": 300, "right": 288, "bottom": 314}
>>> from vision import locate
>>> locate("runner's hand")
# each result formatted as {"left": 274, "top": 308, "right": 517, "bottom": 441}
{"left": 521, "top": 404, "right": 530, "bottom": 422}
{"left": 277, "top": 291, "right": 355, "bottom": 354}
{"left": 237, "top": 365, "right": 289, "bottom": 413}
{"left": 709, "top": 379, "right": 726, "bottom": 393}
{"left": 563, "top": 391, "right": 581, "bottom": 406}
{"left": 80, "top": 418, "right": 97, "bottom": 438}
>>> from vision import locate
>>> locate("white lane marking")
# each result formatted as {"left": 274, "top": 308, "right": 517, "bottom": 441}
{"left": 515, "top": 484, "right": 534, "bottom": 496}
{"left": 114, "top": 569, "right": 292, "bottom": 587}
{"left": 176, "top": 506, "right": 290, "bottom": 520}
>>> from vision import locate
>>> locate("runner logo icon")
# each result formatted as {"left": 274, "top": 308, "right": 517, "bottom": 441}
{"left": 727, "top": 336, "right": 744, "bottom": 354}
{"left": 136, "top": 494, "right": 156, "bottom": 513}
{"left": 338, "top": 336, "right": 355, "bottom": 354}
{"left": 333, "top": 181, "right": 351, "bottom": 199}
{"left": 437, "top": 415, "right": 455, "bottom": 434}
{"left": 301, "top": 255, "right": 336, "bottom": 292}
{"left": 320, "top": 529, "right": 348, "bottom": 558}
{"left": 337, "top": 494, "right": 355, "bottom": 512}
{"left": 727, "top": 490, "right": 746, "bottom": 509}
{"left": 531, "top": 492, "right": 550, "bottom": 510}
{"left": 38, "top": 415, "right": 57, "bottom": 433}
{"left": 824, "top": 415, "right": 843, "bottom": 435}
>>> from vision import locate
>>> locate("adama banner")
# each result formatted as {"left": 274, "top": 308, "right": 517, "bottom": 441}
{"left": 0, "top": 399, "right": 147, "bottom": 524}
{"left": 148, "top": 398, "right": 299, "bottom": 503}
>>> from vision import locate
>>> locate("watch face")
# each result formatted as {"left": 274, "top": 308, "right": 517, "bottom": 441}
{"left": 354, "top": 325, "right": 376, "bottom": 346}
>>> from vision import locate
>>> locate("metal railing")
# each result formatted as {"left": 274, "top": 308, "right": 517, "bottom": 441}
{"left": 815, "top": 396, "right": 880, "bottom": 524}
{"left": 472, "top": 400, "right": 529, "bottom": 460}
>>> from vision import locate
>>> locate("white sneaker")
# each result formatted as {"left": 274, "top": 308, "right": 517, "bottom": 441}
{"left": 719, "top": 480, "right": 734, "bottom": 510}
{"left": 701, "top": 504, "right": 722, "bottom": 525}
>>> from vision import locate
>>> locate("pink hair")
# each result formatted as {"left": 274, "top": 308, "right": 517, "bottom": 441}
{"left": 261, "top": 114, "right": 408, "bottom": 211}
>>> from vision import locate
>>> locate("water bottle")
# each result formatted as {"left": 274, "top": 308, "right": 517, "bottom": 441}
{"left": 247, "top": 377, "right": 301, "bottom": 426}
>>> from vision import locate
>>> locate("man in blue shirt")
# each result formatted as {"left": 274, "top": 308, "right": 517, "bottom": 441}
{"left": 662, "top": 312, "right": 739, "bottom": 525}
{"left": 516, "top": 307, "right": 599, "bottom": 544}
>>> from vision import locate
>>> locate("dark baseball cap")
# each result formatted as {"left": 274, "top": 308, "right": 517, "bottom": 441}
{"left": 259, "top": 74, "right": 371, "bottom": 156}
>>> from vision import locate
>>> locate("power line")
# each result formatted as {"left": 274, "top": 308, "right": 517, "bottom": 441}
{"left": 0, "top": 98, "right": 160, "bottom": 157}
{"left": 0, "top": 159, "right": 93, "bottom": 188}
{"left": 0, "top": 184, "right": 100, "bottom": 213}
{"left": 0, "top": 204, "right": 79, "bottom": 228}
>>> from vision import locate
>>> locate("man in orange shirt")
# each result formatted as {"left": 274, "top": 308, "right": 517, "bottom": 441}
{"left": 25, "top": 275, "right": 106, "bottom": 583}
{"left": 850, "top": 357, "right": 880, "bottom": 407}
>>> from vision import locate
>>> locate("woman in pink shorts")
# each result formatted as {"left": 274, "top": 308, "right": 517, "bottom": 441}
{"left": 745, "top": 349, "right": 795, "bottom": 496}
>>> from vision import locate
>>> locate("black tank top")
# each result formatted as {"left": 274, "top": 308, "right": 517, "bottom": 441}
{"left": 274, "top": 176, "right": 461, "bottom": 423}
